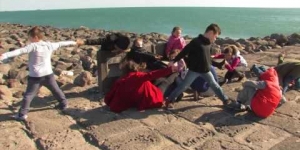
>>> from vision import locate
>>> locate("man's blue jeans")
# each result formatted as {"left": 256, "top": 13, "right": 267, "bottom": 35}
{"left": 167, "top": 70, "right": 228, "bottom": 102}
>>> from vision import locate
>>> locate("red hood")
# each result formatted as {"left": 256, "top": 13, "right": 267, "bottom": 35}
{"left": 259, "top": 68, "right": 278, "bottom": 82}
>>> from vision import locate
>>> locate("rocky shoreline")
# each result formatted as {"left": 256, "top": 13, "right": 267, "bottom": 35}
{"left": 1, "top": 23, "right": 300, "bottom": 149}
{"left": 0, "top": 23, "right": 300, "bottom": 99}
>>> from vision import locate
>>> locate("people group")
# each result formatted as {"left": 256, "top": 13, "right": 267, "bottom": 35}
{"left": 0, "top": 23, "right": 299, "bottom": 121}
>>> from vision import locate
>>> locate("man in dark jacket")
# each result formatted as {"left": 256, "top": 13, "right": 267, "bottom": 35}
{"left": 125, "top": 37, "right": 167, "bottom": 70}
{"left": 85, "top": 33, "right": 131, "bottom": 51}
{"left": 167, "top": 23, "right": 229, "bottom": 107}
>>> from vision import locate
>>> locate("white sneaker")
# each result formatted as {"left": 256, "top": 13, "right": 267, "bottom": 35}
{"left": 12, "top": 114, "right": 28, "bottom": 121}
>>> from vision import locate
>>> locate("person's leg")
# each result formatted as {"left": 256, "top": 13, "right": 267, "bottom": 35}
{"left": 157, "top": 73, "right": 178, "bottom": 94}
{"left": 219, "top": 71, "right": 233, "bottom": 86}
{"left": 236, "top": 86, "right": 256, "bottom": 106}
{"left": 167, "top": 70, "right": 200, "bottom": 102}
{"left": 43, "top": 74, "right": 68, "bottom": 109}
{"left": 210, "top": 66, "right": 219, "bottom": 83}
{"left": 199, "top": 72, "right": 228, "bottom": 102}
{"left": 250, "top": 64, "right": 265, "bottom": 77}
{"left": 282, "top": 75, "right": 296, "bottom": 94}
{"left": 18, "top": 77, "right": 42, "bottom": 117}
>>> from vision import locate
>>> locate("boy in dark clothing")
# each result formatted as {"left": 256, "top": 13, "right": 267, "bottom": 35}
{"left": 166, "top": 23, "right": 229, "bottom": 108}
{"left": 125, "top": 38, "right": 167, "bottom": 70}
{"left": 85, "top": 33, "right": 131, "bottom": 51}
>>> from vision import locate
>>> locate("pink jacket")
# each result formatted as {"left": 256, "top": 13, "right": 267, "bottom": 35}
{"left": 165, "top": 35, "right": 186, "bottom": 56}
{"left": 214, "top": 54, "right": 241, "bottom": 72}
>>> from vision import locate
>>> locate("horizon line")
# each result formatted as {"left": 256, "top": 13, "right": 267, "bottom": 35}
{"left": 1, "top": 6, "right": 300, "bottom": 12}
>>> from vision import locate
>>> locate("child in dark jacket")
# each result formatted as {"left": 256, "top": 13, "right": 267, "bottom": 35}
{"left": 105, "top": 60, "right": 177, "bottom": 113}
{"left": 126, "top": 37, "right": 167, "bottom": 70}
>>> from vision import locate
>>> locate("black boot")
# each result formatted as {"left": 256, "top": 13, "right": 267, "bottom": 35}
{"left": 234, "top": 70, "right": 245, "bottom": 82}
{"left": 212, "top": 60, "right": 225, "bottom": 70}
{"left": 219, "top": 71, "right": 233, "bottom": 86}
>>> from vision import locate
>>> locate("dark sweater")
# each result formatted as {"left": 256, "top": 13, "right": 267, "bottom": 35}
{"left": 85, "top": 33, "right": 122, "bottom": 51}
{"left": 126, "top": 47, "right": 167, "bottom": 70}
{"left": 173, "top": 34, "right": 212, "bottom": 73}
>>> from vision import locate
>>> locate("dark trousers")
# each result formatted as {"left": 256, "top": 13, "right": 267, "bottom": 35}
{"left": 19, "top": 74, "right": 67, "bottom": 116}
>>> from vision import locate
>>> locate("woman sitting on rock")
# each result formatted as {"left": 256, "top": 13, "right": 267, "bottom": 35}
{"left": 212, "top": 46, "right": 248, "bottom": 86}
{"left": 165, "top": 26, "right": 186, "bottom": 58}
{"left": 104, "top": 60, "right": 178, "bottom": 113}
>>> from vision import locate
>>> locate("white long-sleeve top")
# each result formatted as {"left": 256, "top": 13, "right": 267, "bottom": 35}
{"left": 0, "top": 40, "right": 76, "bottom": 77}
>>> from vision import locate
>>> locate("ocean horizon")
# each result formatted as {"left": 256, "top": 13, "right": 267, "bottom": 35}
{"left": 0, "top": 7, "right": 300, "bottom": 39}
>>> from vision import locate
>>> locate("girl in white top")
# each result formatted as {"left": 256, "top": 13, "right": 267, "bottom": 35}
{"left": 0, "top": 26, "right": 84, "bottom": 120}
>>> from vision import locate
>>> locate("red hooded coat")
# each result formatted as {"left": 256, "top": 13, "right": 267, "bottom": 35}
{"left": 251, "top": 68, "right": 281, "bottom": 118}
{"left": 105, "top": 68, "right": 172, "bottom": 113}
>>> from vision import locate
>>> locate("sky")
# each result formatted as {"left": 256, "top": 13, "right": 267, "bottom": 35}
{"left": 0, "top": 0, "right": 300, "bottom": 11}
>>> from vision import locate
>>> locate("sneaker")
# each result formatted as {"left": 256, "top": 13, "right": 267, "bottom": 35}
{"left": 12, "top": 114, "right": 28, "bottom": 121}
{"left": 55, "top": 104, "right": 68, "bottom": 111}
{"left": 164, "top": 100, "right": 175, "bottom": 110}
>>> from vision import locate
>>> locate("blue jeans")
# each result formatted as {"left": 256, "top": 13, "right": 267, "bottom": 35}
{"left": 251, "top": 65, "right": 266, "bottom": 77}
{"left": 167, "top": 70, "right": 228, "bottom": 102}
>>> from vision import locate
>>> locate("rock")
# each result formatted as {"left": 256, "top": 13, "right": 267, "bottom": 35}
{"left": 288, "top": 38, "right": 300, "bottom": 45}
{"left": 236, "top": 38, "right": 248, "bottom": 45}
{"left": 38, "top": 86, "right": 51, "bottom": 97}
{"left": 268, "top": 40, "right": 277, "bottom": 48}
{"left": 8, "top": 69, "right": 28, "bottom": 84}
{"left": 249, "top": 37, "right": 259, "bottom": 41}
{"left": 10, "top": 34, "right": 19, "bottom": 41}
{"left": 81, "top": 56, "right": 96, "bottom": 71}
{"left": 7, "top": 79, "right": 21, "bottom": 88}
{"left": 74, "top": 71, "right": 93, "bottom": 87}
{"left": 255, "top": 39, "right": 269, "bottom": 46}
{"left": 56, "top": 76, "right": 74, "bottom": 87}
{"left": 0, "top": 64, "right": 11, "bottom": 75}
{"left": 13, "top": 91, "right": 23, "bottom": 98}
{"left": 290, "top": 33, "right": 300, "bottom": 39}
{"left": 270, "top": 33, "right": 288, "bottom": 46}
{"left": 0, "top": 85, "right": 13, "bottom": 99}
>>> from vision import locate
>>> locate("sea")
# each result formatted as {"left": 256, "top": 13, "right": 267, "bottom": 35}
{"left": 0, "top": 7, "right": 300, "bottom": 39}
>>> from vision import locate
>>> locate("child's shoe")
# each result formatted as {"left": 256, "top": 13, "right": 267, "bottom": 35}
{"left": 12, "top": 114, "right": 28, "bottom": 121}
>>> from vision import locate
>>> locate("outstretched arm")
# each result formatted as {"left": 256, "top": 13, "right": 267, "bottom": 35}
{"left": 243, "top": 80, "right": 266, "bottom": 89}
{"left": 137, "top": 67, "right": 175, "bottom": 82}
{"left": 51, "top": 39, "right": 82, "bottom": 51}
{"left": 0, "top": 44, "right": 34, "bottom": 61}
{"left": 85, "top": 37, "right": 106, "bottom": 45}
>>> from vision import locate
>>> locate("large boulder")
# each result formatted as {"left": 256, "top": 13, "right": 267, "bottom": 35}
{"left": 270, "top": 33, "right": 288, "bottom": 46}
{"left": 8, "top": 69, "right": 28, "bottom": 84}
{"left": 74, "top": 71, "right": 93, "bottom": 87}
{"left": 0, "top": 85, "right": 13, "bottom": 100}
{"left": 0, "top": 64, "right": 11, "bottom": 75}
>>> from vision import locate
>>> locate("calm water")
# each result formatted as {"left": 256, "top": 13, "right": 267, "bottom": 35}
{"left": 0, "top": 7, "right": 300, "bottom": 38}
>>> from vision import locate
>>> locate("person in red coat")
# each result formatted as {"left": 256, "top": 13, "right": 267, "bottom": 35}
{"left": 104, "top": 60, "right": 177, "bottom": 113}
{"left": 228, "top": 68, "right": 285, "bottom": 118}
